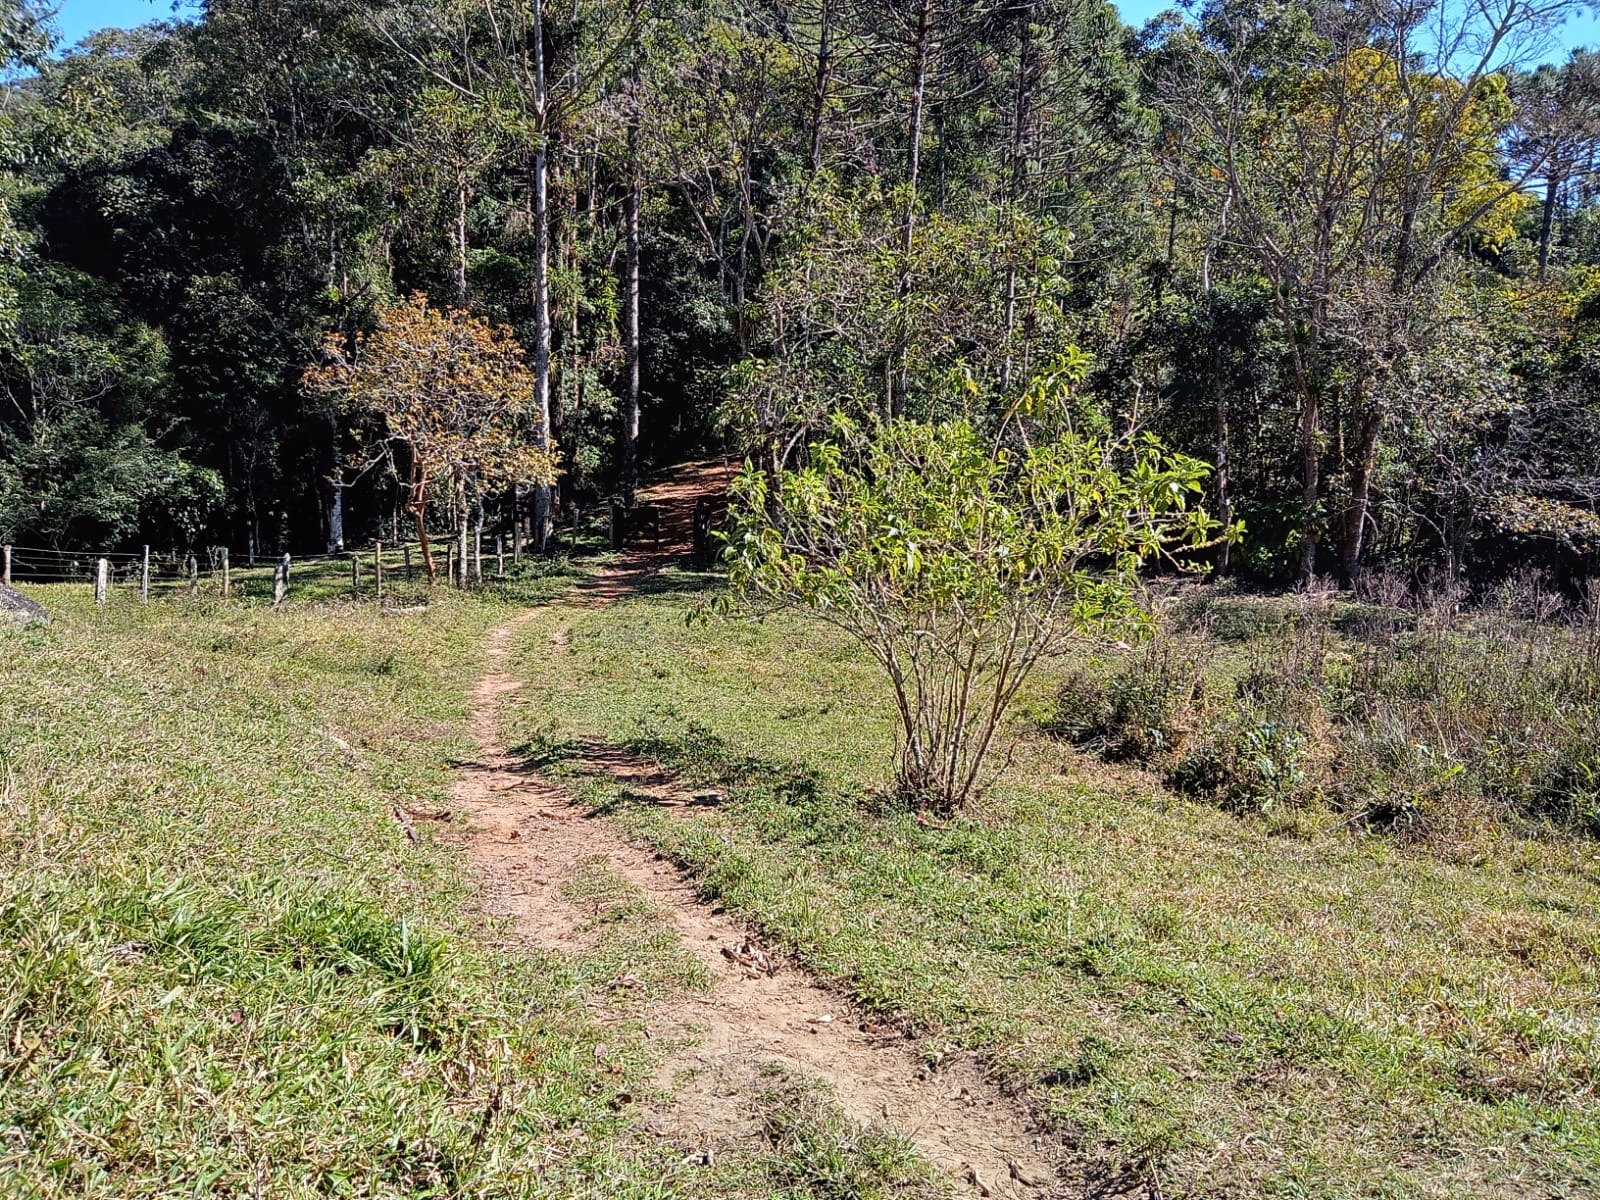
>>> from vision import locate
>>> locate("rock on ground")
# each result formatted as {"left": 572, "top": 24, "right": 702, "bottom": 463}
{"left": 0, "top": 583, "right": 49, "bottom": 629}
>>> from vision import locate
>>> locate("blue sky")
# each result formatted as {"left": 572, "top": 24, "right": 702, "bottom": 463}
{"left": 49, "top": 0, "right": 1600, "bottom": 59}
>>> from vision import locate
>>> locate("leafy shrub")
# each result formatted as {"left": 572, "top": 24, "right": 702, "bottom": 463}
{"left": 1207, "top": 599, "right": 1295, "bottom": 644}
{"left": 1166, "top": 697, "right": 1317, "bottom": 815}
{"left": 1052, "top": 638, "right": 1210, "bottom": 763}
{"left": 726, "top": 388, "right": 1221, "bottom": 813}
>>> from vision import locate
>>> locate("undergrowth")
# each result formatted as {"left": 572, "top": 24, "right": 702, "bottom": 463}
{"left": 1056, "top": 577, "right": 1600, "bottom": 838}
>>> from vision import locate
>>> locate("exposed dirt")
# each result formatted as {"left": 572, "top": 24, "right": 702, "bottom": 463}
{"left": 450, "top": 463, "right": 1065, "bottom": 1198}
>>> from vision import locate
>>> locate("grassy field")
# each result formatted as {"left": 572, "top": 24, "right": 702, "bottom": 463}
{"left": 0, "top": 577, "right": 941, "bottom": 1200}
{"left": 503, "top": 569, "right": 1600, "bottom": 1200}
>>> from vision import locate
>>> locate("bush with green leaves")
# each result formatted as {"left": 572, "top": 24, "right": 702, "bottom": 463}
{"left": 1054, "top": 636, "right": 1211, "bottom": 763}
{"left": 1167, "top": 704, "right": 1315, "bottom": 815}
{"left": 724, "top": 372, "right": 1221, "bottom": 812}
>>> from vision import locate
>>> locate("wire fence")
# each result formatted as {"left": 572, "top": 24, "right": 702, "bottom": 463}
{"left": 1, "top": 531, "right": 529, "bottom": 607}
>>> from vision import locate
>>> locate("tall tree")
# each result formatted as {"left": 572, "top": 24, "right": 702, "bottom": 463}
{"left": 1158, "top": 0, "right": 1578, "bottom": 584}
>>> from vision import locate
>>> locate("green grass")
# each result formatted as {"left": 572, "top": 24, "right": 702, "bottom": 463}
{"left": 502, "top": 569, "right": 1600, "bottom": 1199}
{"left": 0, "top": 578, "right": 934, "bottom": 1199}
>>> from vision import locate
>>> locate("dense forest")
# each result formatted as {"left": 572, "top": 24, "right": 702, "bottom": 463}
{"left": 3, "top": 0, "right": 1600, "bottom": 587}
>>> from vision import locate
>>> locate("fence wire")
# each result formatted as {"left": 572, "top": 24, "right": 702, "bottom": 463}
{"left": 3, "top": 534, "right": 518, "bottom": 602}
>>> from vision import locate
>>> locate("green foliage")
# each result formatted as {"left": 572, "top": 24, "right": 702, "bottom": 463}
{"left": 1057, "top": 584, "right": 1600, "bottom": 838}
{"left": 1054, "top": 637, "right": 1208, "bottom": 762}
{"left": 725, "top": 370, "right": 1220, "bottom": 810}
{"left": 0, "top": 265, "right": 223, "bottom": 546}
{"left": 3, "top": 0, "right": 1599, "bottom": 587}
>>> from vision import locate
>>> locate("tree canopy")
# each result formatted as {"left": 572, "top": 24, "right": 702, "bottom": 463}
{"left": 0, "top": 0, "right": 1595, "bottom": 589}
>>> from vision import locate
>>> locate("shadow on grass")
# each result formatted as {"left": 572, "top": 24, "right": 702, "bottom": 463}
{"left": 618, "top": 721, "right": 904, "bottom": 827}
{"left": 503, "top": 732, "right": 585, "bottom": 770}
{"left": 577, "top": 564, "right": 724, "bottom": 603}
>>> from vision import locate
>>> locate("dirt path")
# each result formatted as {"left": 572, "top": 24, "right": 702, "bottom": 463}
{"left": 450, "top": 464, "right": 1063, "bottom": 1198}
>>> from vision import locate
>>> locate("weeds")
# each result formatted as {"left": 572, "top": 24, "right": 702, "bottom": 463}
{"left": 1057, "top": 578, "right": 1600, "bottom": 838}
{"left": 753, "top": 1070, "right": 943, "bottom": 1200}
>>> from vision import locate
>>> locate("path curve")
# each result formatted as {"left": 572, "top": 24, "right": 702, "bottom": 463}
{"left": 451, "top": 464, "right": 1065, "bottom": 1199}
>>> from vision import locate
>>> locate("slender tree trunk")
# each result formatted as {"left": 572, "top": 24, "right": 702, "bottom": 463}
{"left": 531, "top": 0, "right": 554, "bottom": 551}
{"left": 412, "top": 461, "right": 436, "bottom": 586}
{"left": 809, "top": 0, "right": 835, "bottom": 175}
{"left": 1213, "top": 339, "right": 1232, "bottom": 575}
{"left": 1538, "top": 170, "right": 1561, "bottom": 281}
{"left": 458, "top": 478, "right": 470, "bottom": 588}
{"left": 455, "top": 172, "right": 470, "bottom": 305}
{"left": 328, "top": 473, "right": 345, "bottom": 553}
{"left": 1275, "top": 285, "right": 1323, "bottom": 588}
{"left": 473, "top": 491, "right": 484, "bottom": 582}
{"left": 1338, "top": 402, "right": 1382, "bottom": 586}
{"left": 327, "top": 417, "right": 345, "bottom": 553}
{"left": 1000, "top": 6, "right": 1032, "bottom": 395}
{"left": 621, "top": 65, "right": 643, "bottom": 505}
{"left": 1299, "top": 389, "right": 1321, "bottom": 586}
{"left": 893, "top": 0, "right": 936, "bottom": 417}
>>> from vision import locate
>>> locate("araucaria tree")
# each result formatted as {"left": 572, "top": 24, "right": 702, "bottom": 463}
{"left": 725, "top": 368, "right": 1222, "bottom": 812}
{"left": 305, "top": 294, "right": 560, "bottom": 586}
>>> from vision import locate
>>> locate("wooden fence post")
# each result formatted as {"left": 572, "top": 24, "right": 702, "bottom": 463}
{"left": 221, "top": 547, "right": 230, "bottom": 600}
{"left": 4, "top": 543, "right": 13, "bottom": 586}
{"left": 95, "top": 558, "right": 109, "bottom": 606}
{"left": 187, "top": 554, "right": 198, "bottom": 596}
{"left": 140, "top": 546, "right": 150, "bottom": 603}
{"left": 473, "top": 529, "right": 482, "bottom": 584}
{"left": 350, "top": 553, "right": 360, "bottom": 597}
{"left": 404, "top": 543, "right": 413, "bottom": 581}
{"left": 375, "top": 541, "right": 383, "bottom": 600}
{"left": 496, "top": 536, "right": 505, "bottom": 579}
{"left": 273, "top": 553, "right": 290, "bottom": 606}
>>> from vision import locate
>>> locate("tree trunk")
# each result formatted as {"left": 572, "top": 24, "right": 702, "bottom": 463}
{"left": 1298, "top": 388, "right": 1321, "bottom": 586}
{"left": 1276, "top": 288, "right": 1323, "bottom": 588}
{"left": 892, "top": 0, "right": 935, "bottom": 418}
{"left": 1338, "top": 404, "right": 1382, "bottom": 586}
{"left": 327, "top": 420, "right": 345, "bottom": 553}
{"left": 455, "top": 172, "right": 470, "bottom": 305}
{"left": 622, "top": 65, "right": 643, "bottom": 506}
{"left": 458, "top": 479, "right": 470, "bottom": 588}
{"left": 1213, "top": 338, "right": 1232, "bottom": 575}
{"left": 327, "top": 472, "right": 345, "bottom": 554}
{"left": 1000, "top": 5, "right": 1032, "bottom": 395}
{"left": 808, "top": 0, "right": 835, "bottom": 175}
{"left": 412, "top": 462, "right": 436, "bottom": 586}
{"left": 1538, "top": 169, "right": 1561, "bottom": 281}
{"left": 530, "top": 0, "right": 554, "bottom": 552}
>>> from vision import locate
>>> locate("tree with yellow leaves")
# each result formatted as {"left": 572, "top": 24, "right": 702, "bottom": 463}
{"left": 1159, "top": 0, "right": 1576, "bottom": 584}
{"left": 305, "top": 294, "right": 560, "bottom": 586}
